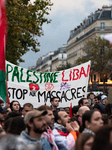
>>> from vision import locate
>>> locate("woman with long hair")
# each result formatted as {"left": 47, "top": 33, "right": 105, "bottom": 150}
{"left": 10, "top": 100, "right": 21, "bottom": 112}
{"left": 74, "top": 133, "right": 94, "bottom": 150}
{"left": 81, "top": 110, "right": 103, "bottom": 135}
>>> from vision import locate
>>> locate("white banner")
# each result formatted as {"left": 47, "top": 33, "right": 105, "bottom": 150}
{"left": 6, "top": 61, "right": 91, "bottom": 108}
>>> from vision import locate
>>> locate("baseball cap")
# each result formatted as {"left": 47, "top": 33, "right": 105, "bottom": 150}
{"left": 101, "top": 95, "right": 107, "bottom": 100}
{"left": 0, "top": 106, "right": 8, "bottom": 113}
{"left": 24, "top": 110, "right": 47, "bottom": 125}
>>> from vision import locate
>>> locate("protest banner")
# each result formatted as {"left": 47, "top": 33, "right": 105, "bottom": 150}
{"left": 6, "top": 60, "right": 91, "bottom": 107}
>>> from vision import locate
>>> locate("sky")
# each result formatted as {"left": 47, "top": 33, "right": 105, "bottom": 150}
{"left": 20, "top": 0, "right": 112, "bottom": 69}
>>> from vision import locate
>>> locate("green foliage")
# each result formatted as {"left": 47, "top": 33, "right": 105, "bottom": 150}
{"left": 76, "top": 37, "right": 112, "bottom": 73}
{"left": 76, "top": 57, "right": 88, "bottom": 65}
{"left": 6, "top": 0, "right": 53, "bottom": 65}
{"left": 76, "top": 36, "right": 112, "bottom": 93}
{"left": 56, "top": 62, "right": 71, "bottom": 71}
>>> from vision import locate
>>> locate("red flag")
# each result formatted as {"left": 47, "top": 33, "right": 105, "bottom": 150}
{"left": 0, "top": 1, "right": 10, "bottom": 105}
{"left": 69, "top": 103, "right": 73, "bottom": 118}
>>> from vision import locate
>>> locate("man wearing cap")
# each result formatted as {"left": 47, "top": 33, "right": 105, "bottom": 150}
{"left": 93, "top": 95, "right": 106, "bottom": 114}
{"left": 0, "top": 106, "right": 8, "bottom": 127}
{"left": 101, "top": 95, "right": 108, "bottom": 105}
{"left": 20, "top": 110, "right": 52, "bottom": 150}
{"left": 37, "top": 105, "right": 58, "bottom": 150}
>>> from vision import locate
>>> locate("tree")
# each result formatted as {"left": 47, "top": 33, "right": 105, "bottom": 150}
{"left": 76, "top": 37, "right": 112, "bottom": 93}
{"left": 56, "top": 62, "right": 71, "bottom": 71}
{"left": 6, "top": 0, "right": 53, "bottom": 65}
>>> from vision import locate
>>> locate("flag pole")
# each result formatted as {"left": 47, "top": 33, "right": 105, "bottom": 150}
{"left": 69, "top": 103, "right": 73, "bottom": 118}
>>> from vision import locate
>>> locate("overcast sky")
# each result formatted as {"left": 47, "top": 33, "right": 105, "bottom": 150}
{"left": 20, "top": 0, "right": 112, "bottom": 69}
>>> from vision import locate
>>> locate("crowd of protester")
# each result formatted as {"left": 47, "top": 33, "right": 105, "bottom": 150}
{"left": 0, "top": 92, "right": 111, "bottom": 150}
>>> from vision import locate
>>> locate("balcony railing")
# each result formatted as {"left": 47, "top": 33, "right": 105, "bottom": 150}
{"left": 41, "top": 64, "right": 48, "bottom": 69}
{"left": 52, "top": 58, "right": 58, "bottom": 63}
{"left": 68, "top": 51, "right": 77, "bottom": 59}
{"left": 52, "top": 57, "right": 67, "bottom": 63}
{"left": 67, "top": 26, "right": 112, "bottom": 49}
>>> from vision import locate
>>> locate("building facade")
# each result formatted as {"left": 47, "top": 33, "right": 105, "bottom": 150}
{"left": 52, "top": 45, "right": 67, "bottom": 71}
{"left": 29, "top": 51, "right": 54, "bottom": 72}
{"left": 67, "top": 6, "right": 112, "bottom": 65}
{"left": 29, "top": 45, "right": 67, "bottom": 72}
{"left": 66, "top": 5, "right": 112, "bottom": 92}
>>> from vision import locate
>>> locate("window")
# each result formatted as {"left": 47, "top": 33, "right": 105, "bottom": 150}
{"left": 100, "top": 22, "right": 105, "bottom": 31}
{"left": 62, "top": 54, "right": 64, "bottom": 59}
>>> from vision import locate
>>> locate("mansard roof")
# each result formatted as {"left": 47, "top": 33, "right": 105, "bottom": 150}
{"left": 68, "top": 6, "right": 112, "bottom": 42}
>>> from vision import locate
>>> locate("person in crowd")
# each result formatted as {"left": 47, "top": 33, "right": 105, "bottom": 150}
{"left": 74, "top": 133, "right": 94, "bottom": 150}
{"left": 53, "top": 110, "right": 79, "bottom": 150}
{"left": 50, "top": 97, "right": 64, "bottom": 116}
{"left": 37, "top": 105, "right": 58, "bottom": 150}
{"left": 0, "top": 127, "right": 6, "bottom": 136}
{"left": 77, "top": 106, "right": 90, "bottom": 125}
{"left": 102, "top": 114, "right": 110, "bottom": 125}
{"left": 78, "top": 106, "right": 90, "bottom": 119}
{"left": 97, "top": 94, "right": 102, "bottom": 103}
{"left": 3, "top": 106, "right": 11, "bottom": 114}
{"left": 0, "top": 98, "right": 4, "bottom": 108}
{"left": 91, "top": 96, "right": 98, "bottom": 107}
{"left": 78, "top": 98, "right": 90, "bottom": 107}
{"left": 0, "top": 106, "right": 8, "bottom": 127}
{"left": 81, "top": 110, "right": 103, "bottom": 135}
{"left": 93, "top": 104, "right": 101, "bottom": 112}
{"left": 108, "top": 115, "right": 112, "bottom": 125}
{"left": 0, "top": 134, "right": 40, "bottom": 150}
{"left": 4, "top": 111, "right": 22, "bottom": 122}
{"left": 4, "top": 116, "right": 25, "bottom": 135}
{"left": 64, "top": 107, "right": 70, "bottom": 114}
{"left": 87, "top": 92, "right": 95, "bottom": 105}
{"left": 20, "top": 109, "right": 52, "bottom": 150}
{"left": 92, "top": 125, "right": 112, "bottom": 150}
{"left": 101, "top": 95, "right": 108, "bottom": 105}
{"left": 88, "top": 105, "right": 93, "bottom": 110}
{"left": 10, "top": 100, "right": 21, "bottom": 112}
{"left": 22, "top": 103, "right": 33, "bottom": 116}
{"left": 37, "top": 105, "right": 54, "bottom": 128}
{"left": 50, "top": 97, "right": 59, "bottom": 111}
{"left": 72, "top": 105, "right": 80, "bottom": 116}
{"left": 93, "top": 99, "right": 105, "bottom": 114}
{"left": 105, "top": 103, "right": 112, "bottom": 116}
{"left": 70, "top": 116, "right": 80, "bottom": 126}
